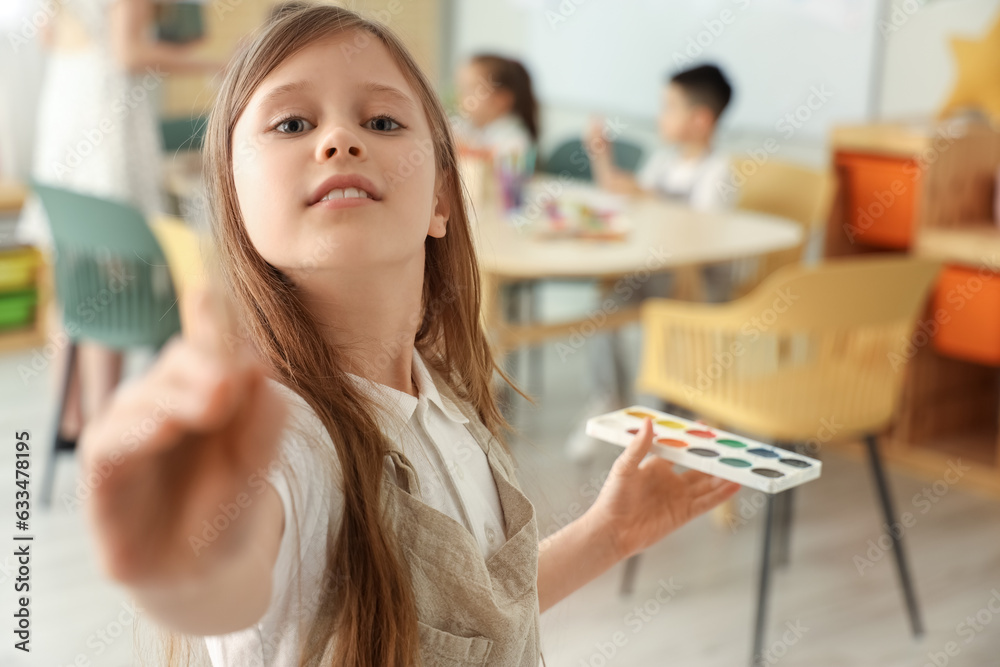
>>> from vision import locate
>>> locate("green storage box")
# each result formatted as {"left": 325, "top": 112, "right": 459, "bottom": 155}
{"left": 0, "top": 289, "right": 38, "bottom": 330}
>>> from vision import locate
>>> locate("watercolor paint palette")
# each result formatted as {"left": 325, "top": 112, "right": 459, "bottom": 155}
{"left": 586, "top": 407, "right": 822, "bottom": 494}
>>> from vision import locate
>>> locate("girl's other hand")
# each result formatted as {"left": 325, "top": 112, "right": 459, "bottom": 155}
{"left": 589, "top": 418, "right": 740, "bottom": 560}
{"left": 584, "top": 116, "right": 609, "bottom": 157}
{"left": 80, "top": 285, "right": 287, "bottom": 587}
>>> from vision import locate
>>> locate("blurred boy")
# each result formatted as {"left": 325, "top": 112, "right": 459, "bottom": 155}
{"left": 587, "top": 64, "right": 734, "bottom": 210}
{"left": 567, "top": 64, "right": 736, "bottom": 462}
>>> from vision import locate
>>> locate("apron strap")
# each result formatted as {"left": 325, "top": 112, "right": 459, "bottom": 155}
{"left": 386, "top": 449, "right": 422, "bottom": 497}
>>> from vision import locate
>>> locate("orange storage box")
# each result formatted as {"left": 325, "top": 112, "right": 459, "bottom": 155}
{"left": 836, "top": 151, "right": 921, "bottom": 249}
{"left": 932, "top": 265, "right": 1000, "bottom": 366}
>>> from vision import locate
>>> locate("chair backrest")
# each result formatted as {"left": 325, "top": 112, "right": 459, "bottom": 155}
{"left": 727, "top": 162, "right": 839, "bottom": 298}
{"left": 612, "top": 141, "right": 644, "bottom": 173}
{"left": 149, "top": 213, "right": 209, "bottom": 332}
{"left": 149, "top": 213, "right": 207, "bottom": 297}
{"left": 31, "top": 183, "right": 181, "bottom": 349}
{"left": 735, "top": 255, "right": 940, "bottom": 331}
{"left": 734, "top": 159, "right": 833, "bottom": 229}
{"left": 541, "top": 138, "right": 645, "bottom": 180}
{"left": 160, "top": 115, "right": 208, "bottom": 152}
{"left": 638, "top": 256, "right": 941, "bottom": 441}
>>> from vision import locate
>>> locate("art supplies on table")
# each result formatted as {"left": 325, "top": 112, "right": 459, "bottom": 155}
{"left": 530, "top": 186, "right": 630, "bottom": 241}
{"left": 459, "top": 146, "right": 535, "bottom": 215}
{"left": 494, "top": 148, "right": 535, "bottom": 213}
{"left": 586, "top": 406, "right": 822, "bottom": 493}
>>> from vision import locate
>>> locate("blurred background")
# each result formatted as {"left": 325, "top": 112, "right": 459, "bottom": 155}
{"left": 1, "top": 0, "right": 1000, "bottom": 665}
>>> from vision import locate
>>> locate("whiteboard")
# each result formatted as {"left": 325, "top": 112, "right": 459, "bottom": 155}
{"left": 515, "top": 0, "right": 880, "bottom": 139}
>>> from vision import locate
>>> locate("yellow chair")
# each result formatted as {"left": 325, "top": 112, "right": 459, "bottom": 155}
{"left": 635, "top": 256, "right": 940, "bottom": 665}
{"left": 730, "top": 160, "right": 834, "bottom": 296}
{"left": 150, "top": 214, "right": 208, "bottom": 333}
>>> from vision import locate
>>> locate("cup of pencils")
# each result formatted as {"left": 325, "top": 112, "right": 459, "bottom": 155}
{"left": 494, "top": 147, "right": 535, "bottom": 216}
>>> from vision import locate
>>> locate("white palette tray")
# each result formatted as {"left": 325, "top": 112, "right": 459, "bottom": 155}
{"left": 586, "top": 406, "right": 822, "bottom": 494}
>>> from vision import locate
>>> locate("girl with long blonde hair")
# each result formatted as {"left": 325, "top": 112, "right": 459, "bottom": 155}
{"left": 81, "top": 5, "right": 738, "bottom": 666}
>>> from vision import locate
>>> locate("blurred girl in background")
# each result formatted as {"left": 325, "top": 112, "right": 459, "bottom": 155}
{"left": 454, "top": 53, "right": 538, "bottom": 172}
{"left": 20, "top": 0, "right": 222, "bottom": 450}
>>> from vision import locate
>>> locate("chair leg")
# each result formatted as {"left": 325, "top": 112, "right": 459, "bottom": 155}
{"left": 751, "top": 493, "right": 776, "bottom": 667}
{"left": 774, "top": 487, "right": 795, "bottom": 569}
{"left": 610, "top": 329, "right": 629, "bottom": 408}
{"left": 505, "top": 282, "right": 521, "bottom": 378}
{"left": 511, "top": 281, "right": 531, "bottom": 386}
{"left": 515, "top": 282, "right": 537, "bottom": 393}
{"left": 527, "top": 281, "right": 544, "bottom": 397}
{"left": 498, "top": 283, "right": 522, "bottom": 423}
{"left": 865, "top": 434, "right": 924, "bottom": 638}
{"left": 773, "top": 442, "right": 798, "bottom": 569}
{"left": 619, "top": 553, "right": 641, "bottom": 597}
{"left": 42, "top": 342, "right": 78, "bottom": 509}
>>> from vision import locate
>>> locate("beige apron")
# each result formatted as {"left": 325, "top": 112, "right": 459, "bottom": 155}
{"left": 384, "top": 377, "right": 543, "bottom": 667}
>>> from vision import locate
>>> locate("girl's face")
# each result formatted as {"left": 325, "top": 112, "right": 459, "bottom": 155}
{"left": 456, "top": 62, "right": 512, "bottom": 128}
{"left": 232, "top": 32, "right": 449, "bottom": 279}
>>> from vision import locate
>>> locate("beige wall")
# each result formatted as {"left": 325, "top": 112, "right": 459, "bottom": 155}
{"left": 162, "top": 0, "right": 443, "bottom": 117}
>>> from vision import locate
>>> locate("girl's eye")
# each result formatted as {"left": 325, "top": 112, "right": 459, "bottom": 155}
{"left": 366, "top": 115, "right": 402, "bottom": 132}
{"left": 274, "top": 117, "right": 314, "bottom": 134}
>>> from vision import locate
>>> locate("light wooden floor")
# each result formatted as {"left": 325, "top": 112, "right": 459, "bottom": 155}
{"left": 1, "top": 282, "right": 999, "bottom": 666}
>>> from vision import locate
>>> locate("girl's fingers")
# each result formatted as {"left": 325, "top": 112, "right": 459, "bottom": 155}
{"left": 227, "top": 374, "right": 286, "bottom": 473}
{"left": 690, "top": 480, "right": 740, "bottom": 517}
{"left": 152, "top": 339, "right": 252, "bottom": 428}
{"left": 614, "top": 418, "right": 654, "bottom": 472}
{"left": 680, "top": 468, "right": 738, "bottom": 497}
{"left": 686, "top": 475, "right": 730, "bottom": 500}
{"left": 81, "top": 336, "right": 260, "bottom": 466}
{"left": 678, "top": 468, "right": 716, "bottom": 485}
{"left": 183, "top": 283, "right": 244, "bottom": 362}
{"left": 637, "top": 453, "right": 674, "bottom": 475}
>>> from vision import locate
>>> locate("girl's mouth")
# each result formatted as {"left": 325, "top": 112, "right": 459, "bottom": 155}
{"left": 312, "top": 187, "right": 378, "bottom": 209}
{"left": 309, "top": 174, "right": 383, "bottom": 206}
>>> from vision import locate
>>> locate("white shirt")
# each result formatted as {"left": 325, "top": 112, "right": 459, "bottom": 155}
{"left": 203, "top": 350, "right": 507, "bottom": 667}
{"left": 454, "top": 113, "right": 534, "bottom": 162}
{"left": 637, "top": 148, "right": 736, "bottom": 211}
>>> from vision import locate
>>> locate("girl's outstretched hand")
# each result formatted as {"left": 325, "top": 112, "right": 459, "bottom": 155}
{"left": 589, "top": 418, "right": 740, "bottom": 560}
{"left": 79, "top": 286, "right": 287, "bottom": 587}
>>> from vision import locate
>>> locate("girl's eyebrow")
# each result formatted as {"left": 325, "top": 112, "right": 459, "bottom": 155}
{"left": 257, "top": 80, "right": 312, "bottom": 111}
{"left": 359, "top": 81, "right": 416, "bottom": 110}
{"left": 254, "top": 79, "right": 415, "bottom": 113}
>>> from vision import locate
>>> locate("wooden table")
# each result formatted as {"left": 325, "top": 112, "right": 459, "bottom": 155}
{"left": 472, "top": 179, "right": 804, "bottom": 352}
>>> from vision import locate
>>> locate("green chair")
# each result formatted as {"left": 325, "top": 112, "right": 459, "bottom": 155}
{"left": 541, "top": 137, "right": 645, "bottom": 181}
{"left": 31, "top": 184, "right": 182, "bottom": 508}
{"left": 160, "top": 115, "right": 208, "bottom": 152}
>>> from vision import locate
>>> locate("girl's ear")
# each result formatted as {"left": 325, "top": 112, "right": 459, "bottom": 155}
{"left": 428, "top": 176, "right": 451, "bottom": 239}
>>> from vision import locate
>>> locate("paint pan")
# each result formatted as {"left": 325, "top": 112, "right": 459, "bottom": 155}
{"left": 585, "top": 406, "right": 822, "bottom": 493}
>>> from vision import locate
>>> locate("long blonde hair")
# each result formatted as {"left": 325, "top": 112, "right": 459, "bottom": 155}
{"left": 171, "top": 3, "right": 515, "bottom": 665}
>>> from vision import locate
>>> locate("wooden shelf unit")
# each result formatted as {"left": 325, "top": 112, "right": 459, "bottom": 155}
{"left": 915, "top": 224, "right": 1000, "bottom": 268}
{"left": 0, "top": 182, "right": 49, "bottom": 353}
{"left": 825, "top": 119, "right": 1000, "bottom": 498}
{"left": 0, "top": 251, "right": 49, "bottom": 353}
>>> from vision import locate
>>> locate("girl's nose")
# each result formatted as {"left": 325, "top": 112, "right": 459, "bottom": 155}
{"left": 316, "top": 126, "right": 367, "bottom": 161}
